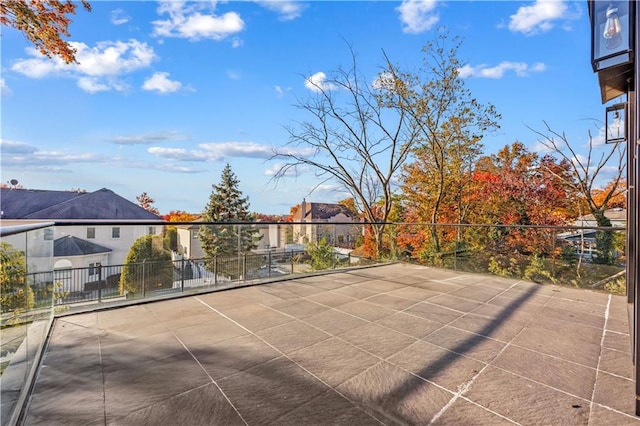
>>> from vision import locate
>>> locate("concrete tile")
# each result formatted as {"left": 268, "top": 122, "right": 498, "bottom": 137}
{"left": 386, "top": 285, "right": 440, "bottom": 301}
{"left": 267, "top": 298, "right": 329, "bottom": 319}
{"left": 171, "top": 316, "right": 249, "bottom": 347}
{"left": 113, "top": 383, "right": 245, "bottom": 426}
{"left": 330, "top": 285, "right": 378, "bottom": 300}
{"left": 465, "top": 366, "right": 589, "bottom": 425}
{"left": 304, "top": 309, "right": 368, "bottom": 336}
{"left": 337, "top": 361, "right": 453, "bottom": 424}
{"left": 336, "top": 300, "right": 396, "bottom": 321}
{"left": 535, "top": 305, "right": 605, "bottom": 329}
{"left": 280, "top": 281, "right": 326, "bottom": 297}
{"left": 272, "top": 390, "right": 381, "bottom": 425}
{"left": 339, "top": 322, "right": 417, "bottom": 359}
{"left": 103, "top": 352, "right": 210, "bottom": 416}
{"left": 431, "top": 398, "right": 516, "bottom": 425}
{"left": 188, "top": 334, "right": 282, "bottom": 380}
{"left": 388, "top": 340, "right": 485, "bottom": 392}
{"left": 405, "top": 302, "right": 464, "bottom": 324}
{"left": 422, "top": 326, "right": 506, "bottom": 364}
{"left": 305, "top": 291, "right": 356, "bottom": 308}
{"left": 290, "top": 338, "right": 380, "bottom": 387}
{"left": 599, "top": 347, "right": 634, "bottom": 379}
{"left": 492, "top": 345, "right": 596, "bottom": 400}
{"left": 353, "top": 279, "right": 406, "bottom": 293}
{"left": 217, "top": 357, "right": 327, "bottom": 425}
{"left": 365, "top": 293, "right": 420, "bottom": 311}
{"left": 100, "top": 331, "right": 187, "bottom": 373}
{"left": 592, "top": 371, "right": 637, "bottom": 415}
{"left": 608, "top": 316, "right": 632, "bottom": 334}
{"left": 603, "top": 330, "right": 632, "bottom": 354}
{"left": 511, "top": 326, "right": 602, "bottom": 367}
{"left": 412, "top": 280, "right": 464, "bottom": 293}
{"left": 589, "top": 404, "right": 640, "bottom": 425}
{"left": 527, "top": 312, "right": 603, "bottom": 346}
{"left": 221, "top": 304, "right": 294, "bottom": 332}
{"left": 450, "top": 313, "right": 526, "bottom": 343}
{"left": 375, "top": 312, "right": 443, "bottom": 339}
{"left": 449, "top": 285, "right": 506, "bottom": 304}
{"left": 24, "top": 368, "right": 104, "bottom": 425}
{"left": 256, "top": 320, "right": 331, "bottom": 354}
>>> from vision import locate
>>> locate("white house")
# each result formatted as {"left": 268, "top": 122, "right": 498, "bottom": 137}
{"left": 0, "top": 188, "right": 163, "bottom": 284}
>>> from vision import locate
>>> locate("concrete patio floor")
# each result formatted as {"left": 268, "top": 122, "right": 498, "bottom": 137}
{"left": 22, "top": 263, "right": 640, "bottom": 425}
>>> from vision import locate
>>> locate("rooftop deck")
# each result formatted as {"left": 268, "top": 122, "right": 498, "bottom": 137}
{"left": 22, "top": 263, "right": 639, "bottom": 425}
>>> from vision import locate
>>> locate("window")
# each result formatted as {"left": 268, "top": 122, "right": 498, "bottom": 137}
{"left": 192, "top": 230, "right": 199, "bottom": 240}
{"left": 112, "top": 227, "right": 120, "bottom": 239}
{"left": 44, "top": 229, "right": 54, "bottom": 240}
{"left": 87, "top": 227, "right": 95, "bottom": 239}
{"left": 148, "top": 226, "right": 156, "bottom": 235}
{"left": 88, "top": 262, "right": 99, "bottom": 276}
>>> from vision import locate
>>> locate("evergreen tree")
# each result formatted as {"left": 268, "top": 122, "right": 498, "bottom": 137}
{"left": 199, "top": 164, "right": 260, "bottom": 258}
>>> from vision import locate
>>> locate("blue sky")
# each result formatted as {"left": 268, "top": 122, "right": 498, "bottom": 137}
{"left": 0, "top": 1, "right": 619, "bottom": 215}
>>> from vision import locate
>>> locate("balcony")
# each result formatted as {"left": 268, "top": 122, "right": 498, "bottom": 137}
{"left": 1, "top": 222, "right": 636, "bottom": 425}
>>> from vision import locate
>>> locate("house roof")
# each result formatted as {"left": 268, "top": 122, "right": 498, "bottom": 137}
{"left": 298, "top": 202, "right": 356, "bottom": 221}
{"left": 54, "top": 235, "right": 112, "bottom": 257}
{"left": 576, "top": 208, "right": 626, "bottom": 223}
{"left": 0, "top": 188, "right": 162, "bottom": 220}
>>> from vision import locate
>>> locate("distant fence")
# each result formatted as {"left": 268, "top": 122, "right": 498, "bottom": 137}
{"left": 26, "top": 249, "right": 368, "bottom": 307}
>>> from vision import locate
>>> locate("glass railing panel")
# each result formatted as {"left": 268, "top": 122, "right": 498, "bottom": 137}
{"left": 1, "top": 223, "right": 54, "bottom": 426}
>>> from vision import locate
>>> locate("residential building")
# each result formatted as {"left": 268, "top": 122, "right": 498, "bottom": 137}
{"left": 291, "top": 199, "right": 360, "bottom": 247}
{"left": 1, "top": 188, "right": 163, "bottom": 274}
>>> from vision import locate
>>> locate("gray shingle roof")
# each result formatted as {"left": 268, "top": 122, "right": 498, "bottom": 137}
{"left": 0, "top": 188, "right": 162, "bottom": 220}
{"left": 54, "top": 235, "right": 112, "bottom": 257}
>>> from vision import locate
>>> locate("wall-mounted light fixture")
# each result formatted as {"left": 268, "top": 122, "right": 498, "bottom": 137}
{"left": 591, "top": 1, "right": 635, "bottom": 71}
{"left": 605, "top": 102, "right": 627, "bottom": 143}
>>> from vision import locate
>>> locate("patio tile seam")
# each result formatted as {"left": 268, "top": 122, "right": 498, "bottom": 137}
{"left": 429, "top": 287, "right": 552, "bottom": 424}
{"left": 98, "top": 330, "right": 108, "bottom": 426}
{"left": 193, "top": 296, "right": 386, "bottom": 426}
{"left": 171, "top": 330, "right": 250, "bottom": 426}
{"left": 589, "top": 294, "right": 612, "bottom": 422}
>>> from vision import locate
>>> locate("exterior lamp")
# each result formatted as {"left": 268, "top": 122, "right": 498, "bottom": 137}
{"left": 590, "top": 1, "right": 634, "bottom": 72}
{"left": 605, "top": 102, "right": 627, "bottom": 143}
{"left": 589, "top": 0, "right": 636, "bottom": 103}
{"left": 603, "top": 3, "right": 623, "bottom": 49}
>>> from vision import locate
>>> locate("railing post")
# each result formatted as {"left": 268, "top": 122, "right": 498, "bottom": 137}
{"left": 243, "top": 253, "right": 247, "bottom": 281}
{"left": 181, "top": 257, "right": 185, "bottom": 292}
{"left": 214, "top": 256, "right": 218, "bottom": 285}
{"left": 268, "top": 251, "right": 272, "bottom": 278}
{"left": 97, "top": 262, "right": 102, "bottom": 302}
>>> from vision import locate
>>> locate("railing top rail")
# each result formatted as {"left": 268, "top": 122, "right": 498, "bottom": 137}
{"left": 46, "top": 220, "right": 627, "bottom": 231}
{"left": 0, "top": 221, "right": 55, "bottom": 237}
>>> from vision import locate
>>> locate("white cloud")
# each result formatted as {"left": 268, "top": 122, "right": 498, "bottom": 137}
{"left": 0, "top": 78, "right": 11, "bottom": 96}
{"left": 304, "top": 72, "right": 337, "bottom": 93}
{"left": 142, "top": 72, "right": 183, "bottom": 94}
{"left": 110, "top": 131, "right": 190, "bottom": 145}
{"left": 263, "top": 163, "right": 308, "bottom": 177}
{"left": 508, "top": 0, "right": 570, "bottom": 35}
{"left": 148, "top": 147, "right": 210, "bottom": 161}
{"left": 148, "top": 141, "right": 314, "bottom": 163}
{"left": 371, "top": 71, "right": 395, "bottom": 90}
{"left": 0, "top": 139, "right": 37, "bottom": 154}
{"left": 152, "top": 1, "right": 245, "bottom": 41}
{"left": 397, "top": 0, "right": 439, "bottom": 34}
{"left": 457, "top": 62, "right": 546, "bottom": 79}
{"left": 77, "top": 77, "right": 111, "bottom": 93}
{"left": 256, "top": 1, "right": 306, "bottom": 21}
{"left": 227, "top": 70, "right": 241, "bottom": 80}
{"left": 111, "top": 8, "right": 130, "bottom": 25}
{"left": 11, "top": 40, "right": 156, "bottom": 93}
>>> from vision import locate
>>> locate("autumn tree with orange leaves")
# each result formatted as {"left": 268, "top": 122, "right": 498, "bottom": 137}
{"left": 530, "top": 121, "right": 626, "bottom": 264}
{"left": 1, "top": 0, "right": 91, "bottom": 64}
